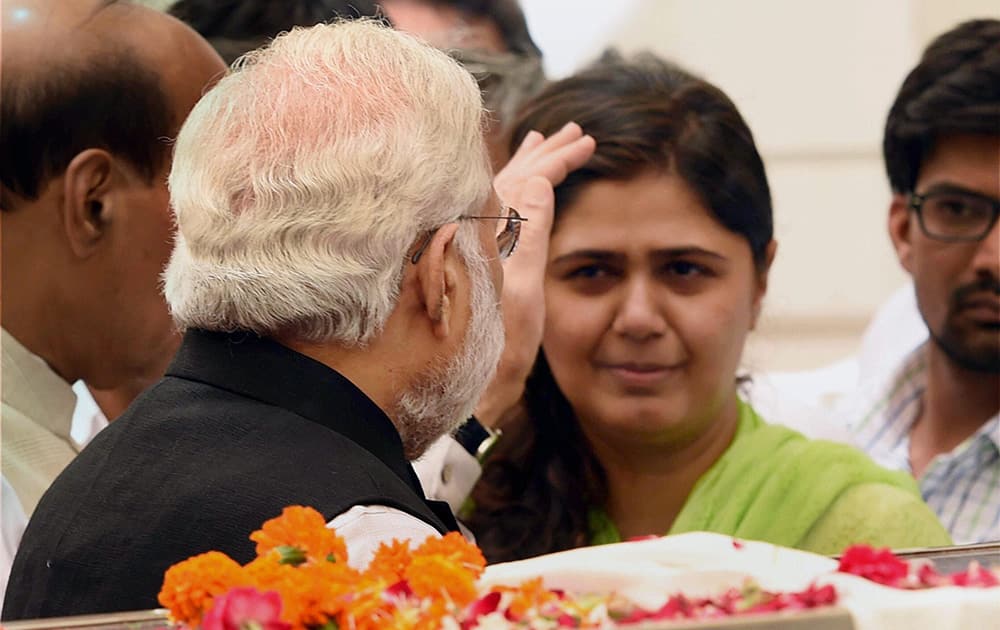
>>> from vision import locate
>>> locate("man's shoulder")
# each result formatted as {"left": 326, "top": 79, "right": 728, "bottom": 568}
{"left": 82, "top": 375, "right": 387, "bottom": 481}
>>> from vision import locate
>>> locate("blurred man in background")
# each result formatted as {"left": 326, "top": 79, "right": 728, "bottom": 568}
{"left": 1, "top": 0, "right": 225, "bottom": 525}
{"left": 0, "top": 0, "right": 226, "bottom": 607}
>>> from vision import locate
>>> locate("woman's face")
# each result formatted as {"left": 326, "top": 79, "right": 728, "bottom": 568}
{"left": 542, "top": 171, "right": 771, "bottom": 448}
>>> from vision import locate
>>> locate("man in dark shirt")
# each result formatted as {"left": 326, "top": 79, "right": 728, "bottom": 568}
{"left": 5, "top": 18, "right": 510, "bottom": 619}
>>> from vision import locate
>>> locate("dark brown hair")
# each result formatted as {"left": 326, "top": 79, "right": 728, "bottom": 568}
{"left": 467, "top": 53, "right": 773, "bottom": 563}
{"left": 883, "top": 19, "right": 1000, "bottom": 194}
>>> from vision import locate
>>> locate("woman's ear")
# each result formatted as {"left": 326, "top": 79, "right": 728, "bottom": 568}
{"left": 414, "top": 223, "right": 461, "bottom": 339}
{"left": 750, "top": 239, "right": 777, "bottom": 329}
{"left": 61, "top": 149, "right": 116, "bottom": 259}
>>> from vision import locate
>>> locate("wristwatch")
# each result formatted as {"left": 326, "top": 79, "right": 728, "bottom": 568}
{"left": 454, "top": 415, "right": 502, "bottom": 461}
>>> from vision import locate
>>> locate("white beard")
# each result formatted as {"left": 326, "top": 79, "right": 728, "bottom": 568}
{"left": 394, "top": 236, "right": 505, "bottom": 460}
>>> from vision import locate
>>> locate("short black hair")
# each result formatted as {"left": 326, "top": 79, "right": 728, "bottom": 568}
{"left": 883, "top": 19, "right": 1000, "bottom": 194}
{"left": 167, "top": 0, "right": 387, "bottom": 64}
{"left": 1, "top": 44, "right": 174, "bottom": 210}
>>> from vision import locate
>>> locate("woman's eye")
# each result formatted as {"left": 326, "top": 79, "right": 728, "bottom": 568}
{"left": 567, "top": 264, "right": 609, "bottom": 279}
{"left": 666, "top": 260, "right": 705, "bottom": 277}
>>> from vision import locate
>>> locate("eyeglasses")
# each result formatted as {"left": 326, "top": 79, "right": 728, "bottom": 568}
{"left": 909, "top": 189, "right": 1000, "bottom": 242}
{"left": 411, "top": 206, "right": 526, "bottom": 264}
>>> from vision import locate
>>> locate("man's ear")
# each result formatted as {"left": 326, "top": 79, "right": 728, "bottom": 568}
{"left": 750, "top": 239, "right": 777, "bottom": 330}
{"left": 415, "top": 223, "right": 461, "bottom": 339}
{"left": 888, "top": 193, "right": 915, "bottom": 274}
{"left": 61, "top": 149, "right": 116, "bottom": 258}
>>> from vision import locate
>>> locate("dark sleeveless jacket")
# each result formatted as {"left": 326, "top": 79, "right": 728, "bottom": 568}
{"left": 3, "top": 330, "right": 458, "bottom": 620}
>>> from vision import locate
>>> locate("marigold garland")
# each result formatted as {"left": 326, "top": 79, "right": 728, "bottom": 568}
{"left": 250, "top": 506, "right": 347, "bottom": 565}
{"left": 367, "top": 539, "right": 414, "bottom": 584}
{"left": 412, "top": 531, "right": 487, "bottom": 576}
{"left": 405, "top": 554, "right": 480, "bottom": 606}
{"left": 158, "top": 551, "right": 245, "bottom": 627}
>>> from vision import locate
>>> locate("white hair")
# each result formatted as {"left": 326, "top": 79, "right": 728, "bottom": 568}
{"left": 164, "top": 20, "right": 492, "bottom": 345}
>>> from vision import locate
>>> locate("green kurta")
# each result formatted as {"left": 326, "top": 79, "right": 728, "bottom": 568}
{"left": 589, "top": 400, "right": 953, "bottom": 555}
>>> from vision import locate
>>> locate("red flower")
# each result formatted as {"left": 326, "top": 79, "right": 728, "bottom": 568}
{"left": 793, "top": 583, "right": 838, "bottom": 607}
{"left": 915, "top": 562, "right": 943, "bottom": 587}
{"left": 461, "top": 591, "right": 501, "bottom": 629}
{"left": 625, "top": 535, "right": 660, "bottom": 542}
{"left": 202, "top": 587, "right": 291, "bottom": 630}
{"left": 951, "top": 562, "right": 1000, "bottom": 588}
{"left": 837, "top": 545, "right": 909, "bottom": 586}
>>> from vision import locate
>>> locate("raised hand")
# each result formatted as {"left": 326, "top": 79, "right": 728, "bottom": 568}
{"left": 475, "top": 123, "right": 595, "bottom": 427}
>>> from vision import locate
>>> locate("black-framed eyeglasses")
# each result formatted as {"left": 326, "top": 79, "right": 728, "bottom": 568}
{"left": 410, "top": 206, "right": 526, "bottom": 264}
{"left": 908, "top": 189, "right": 1000, "bottom": 242}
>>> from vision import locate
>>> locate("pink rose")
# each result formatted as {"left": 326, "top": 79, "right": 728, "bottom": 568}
{"left": 202, "top": 587, "right": 290, "bottom": 630}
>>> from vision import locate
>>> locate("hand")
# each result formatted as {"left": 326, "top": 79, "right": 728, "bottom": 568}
{"left": 475, "top": 123, "right": 595, "bottom": 427}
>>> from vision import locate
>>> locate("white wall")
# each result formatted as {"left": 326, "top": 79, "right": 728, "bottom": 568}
{"left": 521, "top": 0, "right": 998, "bottom": 370}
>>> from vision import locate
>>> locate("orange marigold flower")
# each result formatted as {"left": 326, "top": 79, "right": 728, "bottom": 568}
{"left": 158, "top": 551, "right": 246, "bottom": 627}
{"left": 296, "top": 561, "right": 361, "bottom": 625}
{"left": 412, "top": 533, "right": 485, "bottom": 577}
{"left": 250, "top": 506, "right": 348, "bottom": 565}
{"left": 378, "top": 600, "right": 451, "bottom": 630}
{"left": 367, "top": 539, "right": 414, "bottom": 583}
{"left": 405, "top": 555, "right": 479, "bottom": 607}
{"left": 244, "top": 557, "right": 306, "bottom": 627}
{"left": 339, "top": 578, "right": 396, "bottom": 630}
{"left": 244, "top": 557, "right": 359, "bottom": 630}
{"left": 502, "top": 577, "right": 559, "bottom": 618}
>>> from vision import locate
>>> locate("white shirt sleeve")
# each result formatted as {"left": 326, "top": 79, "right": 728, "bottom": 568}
{"left": 327, "top": 504, "right": 441, "bottom": 569}
{"left": 411, "top": 435, "right": 482, "bottom": 513}
{"left": 1, "top": 475, "right": 28, "bottom": 611}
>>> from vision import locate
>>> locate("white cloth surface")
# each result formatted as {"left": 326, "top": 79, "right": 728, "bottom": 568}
{"left": 482, "top": 532, "right": 1000, "bottom": 630}
{"left": 326, "top": 504, "right": 440, "bottom": 569}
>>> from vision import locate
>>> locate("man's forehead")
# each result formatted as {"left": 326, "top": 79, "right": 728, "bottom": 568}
{"left": 918, "top": 134, "right": 1000, "bottom": 197}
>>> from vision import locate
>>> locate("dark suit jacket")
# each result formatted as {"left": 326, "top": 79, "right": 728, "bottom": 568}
{"left": 3, "top": 329, "right": 458, "bottom": 620}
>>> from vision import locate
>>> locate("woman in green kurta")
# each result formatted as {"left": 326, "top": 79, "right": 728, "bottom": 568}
{"left": 466, "top": 55, "right": 951, "bottom": 562}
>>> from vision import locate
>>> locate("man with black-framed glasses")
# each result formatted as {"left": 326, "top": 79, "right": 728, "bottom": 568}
{"left": 845, "top": 19, "right": 1000, "bottom": 544}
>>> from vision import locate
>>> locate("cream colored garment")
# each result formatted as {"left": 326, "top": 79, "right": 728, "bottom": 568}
{"left": 1, "top": 328, "right": 78, "bottom": 517}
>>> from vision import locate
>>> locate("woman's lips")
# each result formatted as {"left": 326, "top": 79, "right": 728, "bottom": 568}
{"left": 601, "top": 362, "right": 682, "bottom": 388}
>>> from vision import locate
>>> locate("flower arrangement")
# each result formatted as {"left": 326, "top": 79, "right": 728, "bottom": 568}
{"left": 837, "top": 544, "right": 999, "bottom": 589}
{"left": 159, "top": 507, "right": 996, "bottom": 630}
{"left": 159, "top": 506, "right": 489, "bottom": 630}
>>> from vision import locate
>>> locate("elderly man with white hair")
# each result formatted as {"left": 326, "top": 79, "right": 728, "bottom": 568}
{"left": 4, "top": 19, "right": 594, "bottom": 620}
